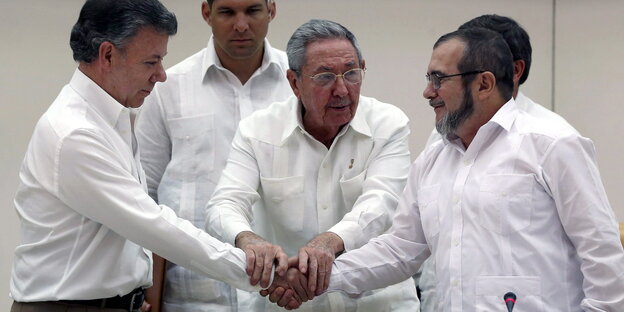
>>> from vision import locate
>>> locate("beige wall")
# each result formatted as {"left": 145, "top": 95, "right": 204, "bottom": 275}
{"left": 0, "top": 0, "right": 621, "bottom": 309}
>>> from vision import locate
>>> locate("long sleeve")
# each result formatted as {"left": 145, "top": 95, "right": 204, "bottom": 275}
{"left": 328, "top": 162, "right": 430, "bottom": 295}
{"left": 541, "top": 135, "right": 624, "bottom": 310}
{"left": 328, "top": 122, "right": 411, "bottom": 251}
{"left": 57, "top": 129, "right": 258, "bottom": 292}
{"left": 136, "top": 89, "right": 171, "bottom": 200}
{"left": 205, "top": 129, "right": 261, "bottom": 245}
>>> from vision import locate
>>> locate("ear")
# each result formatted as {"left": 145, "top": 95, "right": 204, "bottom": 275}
{"left": 201, "top": 1, "right": 212, "bottom": 26}
{"left": 360, "top": 59, "right": 366, "bottom": 70}
{"left": 267, "top": 0, "right": 276, "bottom": 21}
{"left": 97, "top": 41, "right": 115, "bottom": 72}
{"left": 512, "top": 59, "right": 525, "bottom": 84}
{"left": 287, "top": 69, "right": 301, "bottom": 98}
{"left": 476, "top": 71, "right": 496, "bottom": 100}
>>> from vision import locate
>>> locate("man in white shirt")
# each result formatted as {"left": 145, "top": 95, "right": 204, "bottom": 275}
{"left": 206, "top": 19, "right": 420, "bottom": 311}
{"left": 416, "top": 14, "right": 579, "bottom": 311}
{"left": 326, "top": 27, "right": 624, "bottom": 311}
{"left": 135, "top": 0, "right": 292, "bottom": 310}
{"left": 9, "top": 1, "right": 300, "bottom": 311}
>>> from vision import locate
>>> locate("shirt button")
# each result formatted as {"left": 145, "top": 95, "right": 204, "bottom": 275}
{"left": 453, "top": 239, "right": 459, "bottom": 247}
{"left": 463, "top": 159, "right": 471, "bottom": 166}
{"left": 322, "top": 205, "right": 328, "bottom": 210}
{"left": 185, "top": 135, "right": 190, "bottom": 140}
{"left": 452, "top": 280, "right": 459, "bottom": 287}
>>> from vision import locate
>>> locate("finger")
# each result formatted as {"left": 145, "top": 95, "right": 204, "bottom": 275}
{"left": 259, "top": 289, "right": 269, "bottom": 297}
{"left": 260, "top": 249, "right": 275, "bottom": 288}
{"left": 322, "top": 264, "right": 332, "bottom": 294}
{"left": 276, "top": 251, "right": 288, "bottom": 276}
{"left": 298, "top": 249, "right": 309, "bottom": 273}
{"left": 268, "top": 286, "right": 285, "bottom": 303}
{"left": 288, "top": 256, "right": 299, "bottom": 268}
{"left": 286, "top": 298, "right": 302, "bottom": 310}
{"left": 251, "top": 249, "right": 264, "bottom": 286}
{"left": 287, "top": 269, "right": 307, "bottom": 302}
{"left": 278, "top": 289, "right": 295, "bottom": 307}
{"left": 308, "top": 256, "right": 318, "bottom": 293}
{"left": 244, "top": 248, "right": 256, "bottom": 277}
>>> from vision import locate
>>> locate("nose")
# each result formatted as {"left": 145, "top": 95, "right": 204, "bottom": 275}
{"left": 151, "top": 62, "right": 167, "bottom": 83}
{"left": 423, "top": 81, "right": 437, "bottom": 100}
{"left": 332, "top": 76, "right": 349, "bottom": 97}
{"left": 233, "top": 13, "right": 250, "bottom": 32}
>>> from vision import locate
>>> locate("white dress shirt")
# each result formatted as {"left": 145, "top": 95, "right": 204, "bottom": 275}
{"left": 329, "top": 98, "right": 624, "bottom": 312}
{"left": 206, "top": 96, "right": 420, "bottom": 311}
{"left": 136, "top": 37, "right": 291, "bottom": 311}
{"left": 10, "top": 69, "right": 259, "bottom": 302}
{"left": 416, "top": 92, "right": 580, "bottom": 311}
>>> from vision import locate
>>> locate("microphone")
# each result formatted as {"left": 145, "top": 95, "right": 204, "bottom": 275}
{"left": 503, "top": 292, "right": 516, "bottom": 312}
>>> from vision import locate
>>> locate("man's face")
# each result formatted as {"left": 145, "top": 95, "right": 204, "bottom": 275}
{"left": 289, "top": 38, "right": 363, "bottom": 133}
{"left": 423, "top": 38, "right": 474, "bottom": 138}
{"left": 108, "top": 27, "right": 168, "bottom": 108}
{"left": 203, "top": 0, "right": 274, "bottom": 62}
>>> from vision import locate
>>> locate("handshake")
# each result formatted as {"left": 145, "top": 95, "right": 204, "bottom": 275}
{"left": 236, "top": 231, "right": 344, "bottom": 310}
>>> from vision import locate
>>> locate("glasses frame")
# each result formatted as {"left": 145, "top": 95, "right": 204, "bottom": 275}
{"left": 306, "top": 68, "right": 366, "bottom": 87}
{"left": 426, "top": 70, "right": 485, "bottom": 90}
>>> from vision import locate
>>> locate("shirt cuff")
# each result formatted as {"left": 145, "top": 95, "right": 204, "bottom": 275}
{"left": 328, "top": 221, "right": 364, "bottom": 252}
{"left": 327, "top": 262, "right": 344, "bottom": 292}
{"left": 224, "top": 222, "right": 254, "bottom": 246}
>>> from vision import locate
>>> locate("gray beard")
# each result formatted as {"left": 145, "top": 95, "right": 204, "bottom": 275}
{"left": 436, "top": 87, "right": 474, "bottom": 139}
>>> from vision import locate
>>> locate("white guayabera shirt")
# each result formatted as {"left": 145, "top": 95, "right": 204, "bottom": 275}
{"left": 136, "top": 38, "right": 292, "bottom": 311}
{"left": 329, "top": 99, "right": 624, "bottom": 312}
{"left": 11, "top": 69, "right": 258, "bottom": 302}
{"left": 207, "top": 95, "right": 420, "bottom": 311}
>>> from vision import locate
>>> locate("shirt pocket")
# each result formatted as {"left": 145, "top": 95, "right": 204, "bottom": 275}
{"left": 478, "top": 174, "right": 534, "bottom": 235}
{"left": 475, "top": 276, "right": 544, "bottom": 312}
{"left": 168, "top": 114, "right": 215, "bottom": 177}
{"left": 339, "top": 169, "right": 367, "bottom": 209}
{"left": 260, "top": 175, "right": 305, "bottom": 233}
{"left": 418, "top": 184, "right": 441, "bottom": 241}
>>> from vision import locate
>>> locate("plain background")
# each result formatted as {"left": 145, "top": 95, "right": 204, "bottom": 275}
{"left": 1, "top": 0, "right": 622, "bottom": 308}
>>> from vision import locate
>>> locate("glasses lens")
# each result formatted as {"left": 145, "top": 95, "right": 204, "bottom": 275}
{"left": 312, "top": 73, "right": 336, "bottom": 87}
{"left": 343, "top": 69, "right": 363, "bottom": 84}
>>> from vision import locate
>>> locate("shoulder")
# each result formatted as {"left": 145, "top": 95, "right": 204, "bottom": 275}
{"left": 165, "top": 49, "right": 206, "bottom": 77}
{"left": 356, "top": 95, "right": 409, "bottom": 138}
{"left": 238, "top": 96, "right": 296, "bottom": 141}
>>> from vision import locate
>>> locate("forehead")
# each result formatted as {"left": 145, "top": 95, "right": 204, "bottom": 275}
{"left": 428, "top": 38, "right": 465, "bottom": 74}
{"left": 303, "top": 38, "right": 359, "bottom": 71}
{"left": 211, "top": 0, "right": 267, "bottom": 9}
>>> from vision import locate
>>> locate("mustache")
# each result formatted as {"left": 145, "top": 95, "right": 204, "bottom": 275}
{"left": 327, "top": 98, "right": 351, "bottom": 107}
{"left": 429, "top": 100, "right": 444, "bottom": 108}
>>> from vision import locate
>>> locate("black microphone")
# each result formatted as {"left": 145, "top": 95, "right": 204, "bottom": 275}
{"left": 503, "top": 292, "right": 516, "bottom": 312}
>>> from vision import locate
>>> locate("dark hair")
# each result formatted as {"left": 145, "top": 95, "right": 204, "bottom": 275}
{"left": 286, "top": 19, "right": 362, "bottom": 75}
{"left": 459, "top": 14, "right": 532, "bottom": 85}
{"left": 206, "top": 0, "right": 270, "bottom": 8}
{"left": 70, "top": 0, "right": 177, "bottom": 63}
{"left": 435, "top": 27, "right": 514, "bottom": 100}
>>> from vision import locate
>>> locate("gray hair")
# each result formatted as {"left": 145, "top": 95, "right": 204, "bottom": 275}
{"left": 70, "top": 0, "right": 177, "bottom": 63}
{"left": 206, "top": 0, "right": 272, "bottom": 7}
{"left": 286, "top": 19, "right": 363, "bottom": 75}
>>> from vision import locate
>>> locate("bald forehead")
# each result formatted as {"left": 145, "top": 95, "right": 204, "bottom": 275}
{"left": 428, "top": 38, "right": 465, "bottom": 74}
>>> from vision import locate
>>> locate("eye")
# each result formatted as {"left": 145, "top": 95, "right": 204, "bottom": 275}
{"left": 247, "top": 7, "right": 262, "bottom": 14}
{"left": 312, "top": 73, "right": 335, "bottom": 85}
{"left": 218, "top": 9, "right": 234, "bottom": 16}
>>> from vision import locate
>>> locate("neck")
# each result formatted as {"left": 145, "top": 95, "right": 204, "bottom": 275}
{"left": 305, "top": 123, "right": 342, "bottom": 149}
{"left": 216, "top": 46, "right": 264, "bottom": 85}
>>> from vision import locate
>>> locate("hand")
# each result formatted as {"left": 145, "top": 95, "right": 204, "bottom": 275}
{"left": 140, "top": 300, "right": 151, "bottom": 312}
{"left": 259, "top": 271, "right": 303, "bottom": 310}
{"left": 235, "top": 231, "right": 288, "bottom": 288}
{"left": 297, "top": 232, "right": 344, "bottom": 295}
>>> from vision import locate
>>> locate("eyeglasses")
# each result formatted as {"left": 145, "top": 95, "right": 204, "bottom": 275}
{"left": 425, "top": 70, "right": 484, "bottom": 90}
{"left": 306, "top": 68, "right": 366, "bottom": 87}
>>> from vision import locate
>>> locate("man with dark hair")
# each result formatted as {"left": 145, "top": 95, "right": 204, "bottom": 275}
{"left": 206, "top": 19, "right": 420, "bottom": 311}
{"left": 324, "top": 27, "right": 624, "bottom": 311}
{"left": 135, "top": 0, "right": 292, "bottom": 310}
{"left": 9, "top": 1, "right": 300, "bottom": 311}
{"left": 417, "top": 15, "right": 580, "bottom": 311}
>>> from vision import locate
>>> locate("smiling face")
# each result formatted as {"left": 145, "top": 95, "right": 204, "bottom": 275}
{"left": 423, "top": 38, "right": 476, "bottom": 138}
{"left": 108, "top": 27, "right": 168, "bottom": 108}
{"left": 288, "top": 38, "right": 363, "bottom": 140}
{"left": 203, "top": 0, "right": 274, "bottom": 63}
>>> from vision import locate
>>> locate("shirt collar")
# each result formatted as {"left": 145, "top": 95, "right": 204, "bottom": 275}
{"left": 280, "top": 95, "right": 372, "bottom": 144}
{"left": 201, "top": 36, "right": 284, "bottom": 80}
{"left": 69, "top": 69, "right": 130, "bottom": 130}
{"left": 487, "top": 97, "right": 518, "bottom": 132}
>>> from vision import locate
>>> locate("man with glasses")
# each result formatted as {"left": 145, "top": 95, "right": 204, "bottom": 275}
{"left": 322, "top": 27, "right": 624, "bottom": 311}
{"left": 206, "top": 19, "right": 420, "bottom": 311}
{"left": 136, "top": 0, "right": 292, "bottom": 310}
{"left": 415, "top": 15, "right": 581, "bottom": 311}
